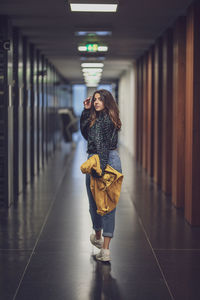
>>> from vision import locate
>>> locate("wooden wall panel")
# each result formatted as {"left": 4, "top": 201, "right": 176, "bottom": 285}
{"left": 161, "top": 29, "right": 173, "bottom": 195}
{"left": 136, "top": 61, "right": 140, "bottom": 162}
{"left": 139, "top": 58, "right": 143, "bottom": 165}
{"left": 153, "top": 38, "right": 163, "bottom": 185}
{"left": 147, "top": 47, "right": 154, "bottom": 177}
{"left": 172, "top": 17, "right": 186, "bottom": 208}
{"left": 185, "top": 2, "right": 200, "bottom": 225}
{"left": 142, "top": 54, "right": 148, "bottom": 170}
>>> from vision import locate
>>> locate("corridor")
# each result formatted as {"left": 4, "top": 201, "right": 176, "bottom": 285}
{"left": 1, "top": 1, "right": 200, "bottom": 298}
{"left": 1, "top": 137, "right": 200, "bottom": 300}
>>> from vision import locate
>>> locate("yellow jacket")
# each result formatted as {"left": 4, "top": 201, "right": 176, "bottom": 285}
{"left": 80, "top": 154, "right": 123, "bottom": 216}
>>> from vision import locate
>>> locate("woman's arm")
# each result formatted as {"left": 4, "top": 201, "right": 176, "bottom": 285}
{"left": 80, "top": 109, "right": 90, "bottom": 140}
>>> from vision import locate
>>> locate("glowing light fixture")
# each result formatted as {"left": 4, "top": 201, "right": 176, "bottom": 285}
{"left": 98, "top": 46, "right": 108, "bottom": 52}
{"left": 81, "top": 63, "right": 104, "bottom": 68}
{"left": 75, "top": 31, "right": 112, "bottom": 36}
{"left": 78, "top": 46, "right": 87, "bottom": 51}
{"left": 70, "top": 4, "right": 118, "bottom": 12}
{"left": 82, "top": 68, "right": 103, "bottom": 73}
{"left": 87, "top": 43, "right": 98, "bottom": 52}
{"left": 78, "top": 44, "right": 108, "bottom": 52}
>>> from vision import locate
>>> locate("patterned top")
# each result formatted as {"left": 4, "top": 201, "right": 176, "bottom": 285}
{"left": 80, "top": 109, "right": 118, "bottom": 174}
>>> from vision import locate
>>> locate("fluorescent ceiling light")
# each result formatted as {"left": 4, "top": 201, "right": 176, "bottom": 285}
{"left": 86, "top": 84, "right": 98, "bottom": 87}
{"left": 85, "top": 81, "right": 100, "bottom": 84}
{"left": 84, "top": 77, "right": 101, "bottom": 81}
{"left": 84, "top": 72, "right": 102, "bottom": 76}
{"left": 78, "top": 46, "right": 87, "bottom": 51}
{"left": 80, "top": 56, "right": 105, "bottom": 61}
{"left": 70, "top": 4, "right": 118, "bottom": 12}
{"left": 76, "top": 31, "right": 112, "bottom": 36}
{"left": 81, "top": 63, "right": 104, "bottom": 68}
{"left": 98, "top": 46, "right": 108, "bottom": 52}
{"left": 82, "top": 68, "right": 103, "bottom": 73}
{"left": 85, "top": 79, "right": 100, "bottom": 83}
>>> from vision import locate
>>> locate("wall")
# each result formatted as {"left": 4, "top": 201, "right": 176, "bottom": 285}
{"left": 118, "top": 63, "right": 137, "bottom": 157}
{"left": 0, "top": 15, "right": 71, "bottom": 208}
{"left": 135, "top": 0, "right": 200, "bottom": 226}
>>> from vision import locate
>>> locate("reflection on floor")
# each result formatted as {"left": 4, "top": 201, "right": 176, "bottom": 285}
{"left": 0, "top": 137, "right": 200, "bottom": 300}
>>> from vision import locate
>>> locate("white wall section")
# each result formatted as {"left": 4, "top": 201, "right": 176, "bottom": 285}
{"left": 118, "top": 62, "right": 137, "bottom": 157}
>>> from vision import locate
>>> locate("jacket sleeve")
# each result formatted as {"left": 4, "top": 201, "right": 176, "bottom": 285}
{"left": 80, "top": 109, "right": 90, "bottom": 140}
{"left": 95, "top": 116, "right": 114, "bottom": 175}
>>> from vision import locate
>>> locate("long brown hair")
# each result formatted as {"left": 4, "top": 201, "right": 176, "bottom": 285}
{"left": 89, "top": 89, "right": 122, "bottom": 129}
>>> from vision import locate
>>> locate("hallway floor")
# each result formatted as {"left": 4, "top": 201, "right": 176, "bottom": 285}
{"left": 1, "top": 137, "right": 200, "bottom": 300}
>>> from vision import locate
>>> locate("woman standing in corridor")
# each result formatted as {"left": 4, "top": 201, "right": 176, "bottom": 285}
{"left": 80, "top": 89, "right": 122, "bottom": 262}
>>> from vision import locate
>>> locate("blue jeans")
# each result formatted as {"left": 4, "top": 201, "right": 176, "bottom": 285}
{"left": 86, "top": 150, "right": 122, "bottom": 238}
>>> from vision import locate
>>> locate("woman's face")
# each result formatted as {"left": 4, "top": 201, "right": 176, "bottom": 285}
{"left": 93, "top": 93, "right": 105, "bottom": 111}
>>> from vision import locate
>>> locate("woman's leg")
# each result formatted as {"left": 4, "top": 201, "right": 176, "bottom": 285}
{"left": 86, "top": 173, "right": 102, "bottom": 235}
{"left": 95, "top": 230, "right": 102, "bottom": 240}
{"left": 103, "top": 237, "right": 111, "bottom": 249}
{"left": 102, "top": 150, "right": 122, "bottom": 248}
{"left": 102, "top": 207, "right": 116, "bottom": 247}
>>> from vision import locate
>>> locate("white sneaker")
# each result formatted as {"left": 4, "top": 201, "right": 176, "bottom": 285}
{"left": 90, "top": 234, "right": 103, "bottom": 249}
{"left": 96, "top": 248, "right": 111, "bottom": 262}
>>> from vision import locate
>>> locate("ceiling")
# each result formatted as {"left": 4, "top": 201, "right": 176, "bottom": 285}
{"left": 0, "top": 0, "right": 193, "bottom": 84}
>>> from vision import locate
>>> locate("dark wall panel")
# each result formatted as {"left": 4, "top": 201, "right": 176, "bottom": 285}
{"left": 161, "top": 29, "right": 173, "bottom": 195}
{"left": 138, "top": 59, "right": 143, "bottom": 165}
{"left": 0, "top": 16, "right": 13, "bottom": 207}
{"left": 41, "top": 55, "right": 45, "bottom": 167}
{"left": 135, "top": 61, "right": 140, "bottom": 162}
{"left": 18, "top": 31, "right": 23, "bottom": 195}
{"left": 12, "top": 27, "right": 19, "bottom": 200}
{"left": 30, "top": 43, "right": 34, "bottom": 181}
{"left": 22, "top": 36, "right": 27, "bottom": 188}
{"left": 36, "top": 50, "right": 42, "bottom": 172}
{"left": 185, "top": 2, "right": 200, "bottom": 226}
{"left": 147, "top": 47, "right": 154, "bottom": 177}
{"left": 26, "top": 40, "right": 31, "bottom": 184}
{"left": 142, "top": 54, "right": 148, "bottom": 170}
{"left": 172, "top": 17, "right": 186, "bottom": 208}
{"left": 153, "top": 37, "right": 163, "bottom": 186}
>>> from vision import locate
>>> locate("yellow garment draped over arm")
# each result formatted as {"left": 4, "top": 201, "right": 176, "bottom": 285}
{"left": 80, "top": 155, "right": 123, "bottom": 216}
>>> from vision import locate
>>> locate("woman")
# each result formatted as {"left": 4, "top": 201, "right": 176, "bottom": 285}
{"left": 80, "top": 89, "right": 122, "bottom": 262}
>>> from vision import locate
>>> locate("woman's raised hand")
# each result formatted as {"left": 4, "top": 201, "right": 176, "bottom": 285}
{"left": 83, "top": 97, "right": 92, "bottom": 109}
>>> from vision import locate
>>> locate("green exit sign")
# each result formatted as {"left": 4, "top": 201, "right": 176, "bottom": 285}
{"left": 86, "top": 44, "right": 98, "bottom": 52}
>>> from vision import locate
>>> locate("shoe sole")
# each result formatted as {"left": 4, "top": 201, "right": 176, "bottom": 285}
{"left": 91, "top": 243, "right": 102, "bottom": 249}
{"left": 96, "top": 256, "right": 111, "bottom": 262}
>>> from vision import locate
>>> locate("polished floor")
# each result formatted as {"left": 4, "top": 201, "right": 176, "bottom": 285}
{"left": 1, "top": 136, "right": 200, "bottom": 300}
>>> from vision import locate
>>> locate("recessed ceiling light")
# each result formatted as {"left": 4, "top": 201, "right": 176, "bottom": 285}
{"left": 84, "top": 74, "right": 101, "bottom": 79}
{"left": 86, "top": 84, "right": 98, "bottom": 87}
{"left": 98, "top": 46, "right": 108, "bottom": 52}
{"left": 80, "top": 57, "right": 105, "bottom": 61}
{"left": 70, "top": 3, "right": 118, "bottom": 12}
{"left": 78, "top": 46, "right": 87, "bottom": 51}
{"left": 75, "top": 31, "right": 112, "bottom": 36}
{"left": 82, "top": 68, "right": 103, "bottom": 73}
{"left": 81, "top": 63, "right": 104, "bottom": 68}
